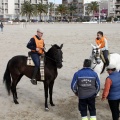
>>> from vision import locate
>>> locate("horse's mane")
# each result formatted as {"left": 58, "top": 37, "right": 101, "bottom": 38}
{"left": 46, "top": 44, "right": 60, "bottom": 56}
{"left": 51, "top": 44, "right": 61, "bottom": 49}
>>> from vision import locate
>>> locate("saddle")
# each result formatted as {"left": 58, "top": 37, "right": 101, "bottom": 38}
{"left": 100, "top": 51, "right": 110, "bottom": 64}
{"left": 27, "top": 52, "right": 45, "bottom": 80}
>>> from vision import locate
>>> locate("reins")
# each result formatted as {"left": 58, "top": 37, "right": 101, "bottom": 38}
{"left": 45, "top": 55, "right": 57, "bottom": 62}
{"left": 92, "top": 63, "right": 97, "bottom": 69}
{"left": 91, "top": 56, "right": 99, "bottom": 69}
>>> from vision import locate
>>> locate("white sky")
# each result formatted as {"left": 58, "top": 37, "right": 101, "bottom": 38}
{"left": 49, "top": 0, "right": 101, "bottom": 4}
{"left": 49, "top": 0, "right": 62, "bottom": 4}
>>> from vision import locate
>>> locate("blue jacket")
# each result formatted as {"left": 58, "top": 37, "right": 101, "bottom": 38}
{"left": 107, "top": 72, "right": 120, "bottom": 100}
{"left": 71, "top": 68, "right": 100, "bottom": 99}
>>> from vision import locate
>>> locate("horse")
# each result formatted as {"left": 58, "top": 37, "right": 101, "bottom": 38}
{"left": 3, "top": 44, "right": 63, "bottom": 111}
{"left": 90, "top": 44, "right": 120, "bottom": 77}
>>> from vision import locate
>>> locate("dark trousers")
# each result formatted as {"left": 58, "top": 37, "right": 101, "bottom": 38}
{"left": 102, "top": 50, "right": 109, "bottom": 66}
{"left": 31, "top": 53, "right": 40, "bottom": 68}
{"left": 31, "top": 53, "right": 40, "bottom": 79}
{"left": 79, "top": 96, "right": 96, "bottom": 117}
{"left": 108, "top": 99, "right": 120, "bottom": 120}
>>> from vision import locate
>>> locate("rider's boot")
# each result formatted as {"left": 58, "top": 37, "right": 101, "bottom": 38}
{"left": 82, "top": 117, "right": 88, "bottom": 120}
{"left": 90, "top": 116, "right": 97, "bottom": 120}
{"left": 105, "top": 58, "right": 109, "bottom": 66}
{"left": 31, "top": 67, "right": 38, "bottom": 85}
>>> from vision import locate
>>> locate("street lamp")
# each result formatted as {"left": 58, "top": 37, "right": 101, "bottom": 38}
{"left": 98, "top": 1, "right": 101, "bottom": 24}
{"left": 113, "top": 7, "right": 115, "bottom": 18}
{"left": 54, "top": 0, "right": 55, "bottom": 22}
{"left": 48, "top": 0, "right": 50, "bottom": 20}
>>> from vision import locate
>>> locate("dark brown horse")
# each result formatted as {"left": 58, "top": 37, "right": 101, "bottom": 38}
{"left": 3, "top": 44, "right": 63, "bottom": 110}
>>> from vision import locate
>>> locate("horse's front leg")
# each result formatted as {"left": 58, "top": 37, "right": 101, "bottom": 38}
{"left": 49, "top": 81, "right": 55, "bottom": 106}
{"left": 44, "top": 81, "right": 49, "bottom": 111}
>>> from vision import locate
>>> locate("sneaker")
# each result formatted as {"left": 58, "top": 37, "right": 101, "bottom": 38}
{"left": 90, "top": 117, "right": 96, "bottom": 120}
{"left": 31, "top": 79, "right": 37, "bottom": 85}
{"left": 82, "top": 117, "right": 88, "bottom": 120}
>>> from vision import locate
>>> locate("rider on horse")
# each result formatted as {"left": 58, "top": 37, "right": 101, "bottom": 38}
{"left": 27, "top": 28, "right": 45, "bottom": 85}
{"left": 96, "top": 31, "right": 109, "bottom": 66}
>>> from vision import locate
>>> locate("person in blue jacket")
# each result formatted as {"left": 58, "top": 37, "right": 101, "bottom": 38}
{"left": 71, "top": 59, "right": 100, "bottom": 120}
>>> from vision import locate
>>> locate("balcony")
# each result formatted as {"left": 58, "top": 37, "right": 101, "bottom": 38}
{"left": 15, "top": 8, "right": 20, "bottom": 10}
{"left": 2, "top": 0, "right": 8, "bottom": 3}
{"left": 116, "top": 14, "right": 120, "bottom": 16}
{"left": 115, "top": 2, "right": 120, "bottom": 5}
{"left": 15, "top": 3, "right": 19, "bottom": 5}
{"left": 115, "top": 7, "right": 120, "bottom": 11}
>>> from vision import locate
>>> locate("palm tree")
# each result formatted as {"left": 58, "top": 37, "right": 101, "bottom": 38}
{"left": 48, "top": 2, "right": 54, "bottom": 20}
{"left": 68, "top": 4, "right": 77, "bottom": 21}
{"left": 57, "top": 4, "right": 67, "bottom": 21}
{"left": 21, "top": 1, "right": 35, "bottom": 21}
{"left": 36, "top": 3, "right": 48, "bottom": 21}
{"left": 86, "top": 1, "right": 99, "bottom": 19}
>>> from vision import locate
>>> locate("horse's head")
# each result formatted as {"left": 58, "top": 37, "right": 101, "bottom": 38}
{"left": 47, "top": 44, "right": 63, "bottom": 68}
{"left": 91, "top": 44, "right": 101, "bottom": 64}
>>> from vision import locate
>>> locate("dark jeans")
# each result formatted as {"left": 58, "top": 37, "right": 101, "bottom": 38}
{"left": 79, "top": 96, "right": 96, "bottom": 117}
{"left": 31, "top": 53, "right": 40, "bottom": 68}
{"left": 102, "top": 50, "right": 109, "bottom": 66}
{"left": 108, "top": 99, "right": 120, "bottom": 120}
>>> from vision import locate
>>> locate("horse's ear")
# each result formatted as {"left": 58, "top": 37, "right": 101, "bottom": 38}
{"left": 98, "top": 44, "right": 101, "bottom": 48}
{"left": 60, "top": 44, "right": 63, "bottom": 49}
{"left": 91, "top": 44, "right": 95, "bottom": 49}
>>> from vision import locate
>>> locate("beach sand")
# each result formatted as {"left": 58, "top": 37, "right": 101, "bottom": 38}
{"left": 0, "top": 23, "right": 120, "bottom": 120}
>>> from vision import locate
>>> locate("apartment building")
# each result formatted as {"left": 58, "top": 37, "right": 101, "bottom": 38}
{"left": 115, "top": 0, "right": 120, "bottom": 17}
{"left": 108, "top": 0, "right": 116, "bottom": 17}
{"left": 62, "top": 0, "right": 84, "bottom": 17}
{"left": 63, "top": 0, "right": 120, "bottom": 18}
{"left": 0, "top": 0, "right": 48, "bottom": 20}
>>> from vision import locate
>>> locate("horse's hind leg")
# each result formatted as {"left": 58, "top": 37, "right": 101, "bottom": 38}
{"left": 11, "top": 74, "right": 22, "bottom": 104}
{"left": 49, "top": 81, "right": 55, "bottom": 106}
{"left": 15, "top": 74, "right": 23, "bottom": 99}
{"left": 11, "top": 81, "right": 19, "bottom": 104}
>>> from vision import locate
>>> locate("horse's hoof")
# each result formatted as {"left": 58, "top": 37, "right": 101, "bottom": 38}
{"left": 50, "top": 103, "right": 55, "bottom": 106}
{"left": 14, "top": 100, "right": 19, "bottom": 104}
{"left": 45, "top": 108, "right": 49, "bottom": 111}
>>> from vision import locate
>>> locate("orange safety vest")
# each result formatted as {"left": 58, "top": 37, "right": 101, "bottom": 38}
{"left": 96, "top": 36, "right": 106, "bottom": 48}
{"left": 32, "top": 36, "right": 44, "bottom": 54}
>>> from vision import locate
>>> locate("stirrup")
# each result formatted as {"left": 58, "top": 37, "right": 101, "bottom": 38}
{"left": 31, "top": 79, "right": 37, "bottom": 85}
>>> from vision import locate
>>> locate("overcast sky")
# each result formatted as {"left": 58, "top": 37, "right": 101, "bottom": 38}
{"left": 49, "top": 0, "right": 62, "bottom": 4}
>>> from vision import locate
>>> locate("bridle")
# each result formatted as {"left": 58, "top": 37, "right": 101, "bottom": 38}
{"left": 91, "top": 48, "right": 101, "bottom": 69}
{"left": 45, "top": 49, "right": 63, "bottom": 64}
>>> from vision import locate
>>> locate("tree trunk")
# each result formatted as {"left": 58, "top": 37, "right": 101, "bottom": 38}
{"left": 72, "top": 12, "right": 73, "bottom": 22}
{"left": 93, "top": 11, "right": 95, "bottom": 21}
{"left": 28, "top": 14, "right": 31, "bottom": 22}
{"left": 61, "top": 13, "right": 63, "bottom": 21}
{"left": 39, "top": 13, "right": 42, "bottom": 22}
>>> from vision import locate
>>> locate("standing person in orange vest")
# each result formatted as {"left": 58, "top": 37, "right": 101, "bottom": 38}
{"left": 27, "top": 29, "right": 45, "bottom": 85}
{"left": 96, "top": 31, "right": 109, "bottom": 66}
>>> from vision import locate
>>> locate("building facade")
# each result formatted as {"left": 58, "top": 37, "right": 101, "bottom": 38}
{"left": 63, "top": 0, "right": 120, "bottom": 18}
{"left": 62, "top": 0, "right": 84, "bottom": 18}
{"left": 108, "top": 0, "right": 116, "bottom": 17}
{"left": 115, "top": 0, "right": 120, "bottom": 17}
{"left": 0, "top": 0, "right": 48, "bottom": 20}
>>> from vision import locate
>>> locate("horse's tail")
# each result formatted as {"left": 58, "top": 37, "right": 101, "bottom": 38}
{"left": 101, "top": 63, "right": 106, "bottom": 74}
{"left": 3, "top": 61, "right": 11, "bottom": 95}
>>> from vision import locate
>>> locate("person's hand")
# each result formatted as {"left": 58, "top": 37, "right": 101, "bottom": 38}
{"left": 36, "top": 48, "right": 39, "bottom": 51}
{"left": 75, "top": 92, "right": 78, "bottom": 96}
{"left": 101, "top": 97, "right": 106, "bottom": 101}
{"left": 42, "top": 48, "right": 45, "bottom": 51}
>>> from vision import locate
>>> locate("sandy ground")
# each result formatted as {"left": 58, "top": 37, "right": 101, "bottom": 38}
{"left": 0, "top": 22, "right": 120, "bottom": 120}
